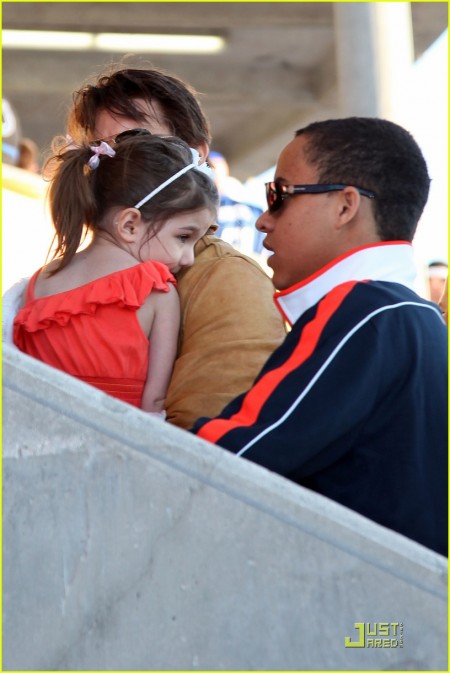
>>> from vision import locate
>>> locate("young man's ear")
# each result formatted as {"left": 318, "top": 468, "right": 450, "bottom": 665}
{"left": 114, "top": 208, "right": 143, "bottom": 242}
{"left": 335, "top": 187, "right": 361, "bottom": 229}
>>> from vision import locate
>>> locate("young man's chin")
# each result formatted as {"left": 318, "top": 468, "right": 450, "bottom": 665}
{"left": 272, "top": 272, "right": 288, "bottom": 292}
{"left": 269, "top": 257, "right": 293, "bottom": 291}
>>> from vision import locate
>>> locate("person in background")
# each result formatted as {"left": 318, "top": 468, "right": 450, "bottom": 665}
{"left": 3, "top": 66, "right": 287, "bottom": 428}
{"left": 193, "top": 117, "right": 447, "bottom": 556}
{"left": 2, "top": 97, "right": 21, "bottom": 166}
{"left": 2, "top": 98, "right": 55, "bottom": 293}
{"left": 426, "top": 260, "right": 448, "bottom": 304}
{"left": 438, "top": 277, "right": 448, "bottom": 324}
{"left": 208, "top": 150, "right": 266, "bottom": 262}
{"left": 13, "top": 132, "right": 217, "bottom": 415}
{"left": 3, "top": 98, "right": 40, "bottom": 172}
{"left": 17, "top": 137, "right": 40, "bottom": 173}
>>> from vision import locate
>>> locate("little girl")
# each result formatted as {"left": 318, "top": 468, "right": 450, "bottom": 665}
{"left": 13, "top": 132, "right": 218, "bottom": 414}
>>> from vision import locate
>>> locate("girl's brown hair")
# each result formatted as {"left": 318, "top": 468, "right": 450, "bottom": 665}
{"left": 47, "top": 134, "right": 218, "bottom": 273}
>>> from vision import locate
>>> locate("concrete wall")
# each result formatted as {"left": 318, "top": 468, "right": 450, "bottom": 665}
{"left": 3, "top": 344, "right": 447, "bottom": 671}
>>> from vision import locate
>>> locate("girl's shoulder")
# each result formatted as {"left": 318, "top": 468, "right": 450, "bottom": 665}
{"left": 15, "top": 261, "right": 177, "bottom": 335}
{"left": 33, "top": 260, "right": 176, "bottom": 302}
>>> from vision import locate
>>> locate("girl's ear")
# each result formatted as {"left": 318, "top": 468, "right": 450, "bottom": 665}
{"left": 113, "top": 208, "right": 143, "bottom": 243}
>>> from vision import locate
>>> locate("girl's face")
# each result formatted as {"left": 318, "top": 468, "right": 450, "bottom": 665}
{"left": 139, "top": 209, "right": 214, "bottom": 273}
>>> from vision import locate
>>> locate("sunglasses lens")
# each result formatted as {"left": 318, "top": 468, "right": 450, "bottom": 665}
{"left": 266, "top": 182, "right": 280, "bottom": 212}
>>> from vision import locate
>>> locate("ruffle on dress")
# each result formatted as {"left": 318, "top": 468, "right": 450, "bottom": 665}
{"left": 14, "top": 260, "right": 176, "bottom": 335}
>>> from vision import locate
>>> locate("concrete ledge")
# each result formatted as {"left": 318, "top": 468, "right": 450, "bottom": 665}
{"left": 3, "top": 345, "right": 447, "bottom": 671}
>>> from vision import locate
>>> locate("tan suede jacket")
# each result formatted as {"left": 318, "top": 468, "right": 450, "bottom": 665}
{"left": 165, "top": 235, "right": 287, "bottom": 429}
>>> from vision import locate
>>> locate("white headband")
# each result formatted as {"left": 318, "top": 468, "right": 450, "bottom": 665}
{"left": 134, "top": 148, "right": 215, "bottom": 210}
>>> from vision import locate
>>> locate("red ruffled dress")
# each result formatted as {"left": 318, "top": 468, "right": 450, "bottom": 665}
{"left": 13, "top": 261, "right": 176, "bottom": 407}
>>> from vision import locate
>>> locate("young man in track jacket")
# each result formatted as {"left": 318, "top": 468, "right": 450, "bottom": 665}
{"left": 194, "top": 117, "right": 448, "bottom": 557}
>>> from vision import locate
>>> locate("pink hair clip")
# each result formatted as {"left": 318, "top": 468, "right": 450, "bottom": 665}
{"left": 87, "top": 141, "right": 116, "bottom": 169}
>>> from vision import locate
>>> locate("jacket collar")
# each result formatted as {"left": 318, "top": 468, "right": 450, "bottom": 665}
{"left": 274, "top": 242, "right": 417, "bottom": 326}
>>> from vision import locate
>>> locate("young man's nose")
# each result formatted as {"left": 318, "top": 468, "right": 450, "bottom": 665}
{"left": 255, "top": 210, "right": 275, "bottom": 233}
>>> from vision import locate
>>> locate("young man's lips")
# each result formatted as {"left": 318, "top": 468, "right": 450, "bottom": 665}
{"left": 264, "top": 247, "right": 275, "bottom": 268}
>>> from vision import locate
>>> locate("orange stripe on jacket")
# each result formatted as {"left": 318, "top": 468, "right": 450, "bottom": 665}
{"left": 197, "top": 281, "right": 358, "bottom": 444}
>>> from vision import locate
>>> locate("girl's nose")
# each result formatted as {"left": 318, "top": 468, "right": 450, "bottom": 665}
{"left": 180, "top": 246, "right": 196, "bottom": 268}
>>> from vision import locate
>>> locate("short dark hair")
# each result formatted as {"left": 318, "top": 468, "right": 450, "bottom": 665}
{"left": 67, "top": 66, "right": 211, "bottom": 147}
{"left": 428, "top": 260, "right": 448, "bottom": 269}
{"left": 295, "top": 117, "right": 430, "bottom": 241}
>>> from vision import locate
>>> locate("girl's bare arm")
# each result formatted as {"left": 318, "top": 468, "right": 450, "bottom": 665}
{"left": 140, "top": 285, "right": 180, "bottom": 414}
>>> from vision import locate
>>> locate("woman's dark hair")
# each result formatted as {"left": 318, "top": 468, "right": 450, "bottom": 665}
{"left": 66, "top": 66, "right": 211, "bottom": 147}
{"left": 46, "top": 134, "right": 218, "bottom": 273}
{"left": 296, "top": 117, "right": 430, "bottom": 242}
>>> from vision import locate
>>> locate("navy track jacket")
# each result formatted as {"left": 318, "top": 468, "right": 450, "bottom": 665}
{"left": 194, "top": 243, "right": 448, "bottom": 556}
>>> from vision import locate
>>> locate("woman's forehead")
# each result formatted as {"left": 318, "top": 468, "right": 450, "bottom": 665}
{"left": 93, "top": 100, "right": 171, "bottom": 139}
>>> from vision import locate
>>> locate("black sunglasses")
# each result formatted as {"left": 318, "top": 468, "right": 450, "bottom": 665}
{"left": 265, "top": 181, "right": 376, "bottom": 213}
{"left": 92, "top": 127, "right": 175, "bottom": 146}
{"left": 114, "top": 128, "right": 155, "bottom": 144}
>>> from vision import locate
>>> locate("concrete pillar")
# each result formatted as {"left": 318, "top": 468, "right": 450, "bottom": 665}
{"left": 334, "top": 2, "right": 414, "bottom": 118}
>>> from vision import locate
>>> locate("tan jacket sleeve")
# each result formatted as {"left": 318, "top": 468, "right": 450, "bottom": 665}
{"left": 165, "top": 238, "right": 286, "bottom": 429}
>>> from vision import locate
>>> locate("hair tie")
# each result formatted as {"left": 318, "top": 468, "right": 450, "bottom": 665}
{"left": 87, "top": 141, "right": 116, "bottom": 169}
